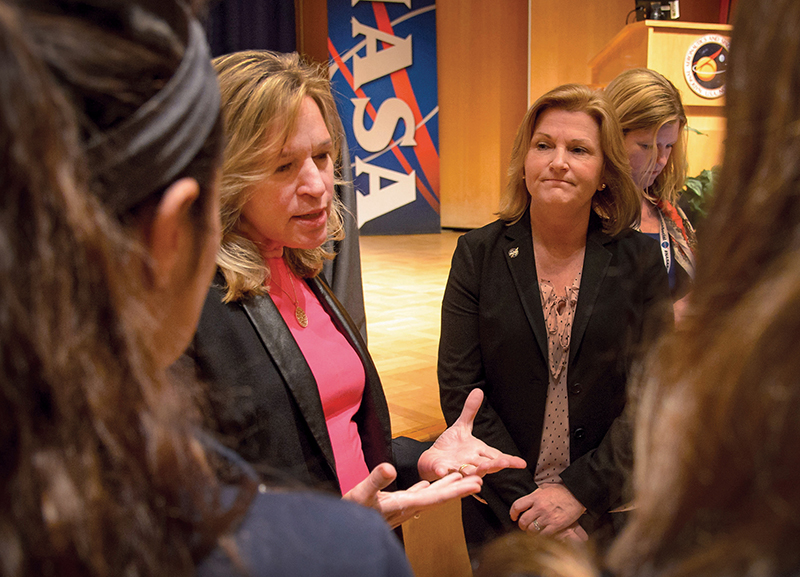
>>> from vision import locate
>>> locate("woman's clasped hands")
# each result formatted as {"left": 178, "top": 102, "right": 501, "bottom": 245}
{"left": 510, "top": 483, "right": 588, "bottom": 542}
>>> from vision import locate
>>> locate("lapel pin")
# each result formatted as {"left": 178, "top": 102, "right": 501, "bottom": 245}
{"left": 508, "top": 247, "right": 519, "bottom": 258}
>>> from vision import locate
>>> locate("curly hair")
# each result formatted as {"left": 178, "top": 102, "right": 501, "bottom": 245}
{"left": 1, "top": 2, "right": 246, "bottom": 576}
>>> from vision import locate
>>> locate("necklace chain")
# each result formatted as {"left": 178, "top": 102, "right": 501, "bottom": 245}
{"left": 276, "top": 273, "right": 308, "bottom": 328}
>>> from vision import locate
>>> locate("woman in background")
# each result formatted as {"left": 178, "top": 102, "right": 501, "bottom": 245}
{"left": 605, "top": 68, "right": 696, "bottom": 318}
{"left": 1, "top": 1, "right": 414, "bottom": 575}
{"left": 608, "top": 1, "right": 800, "bottom": 575}
{"left": 438, "top": 83, "right": 670, "bottom": 553}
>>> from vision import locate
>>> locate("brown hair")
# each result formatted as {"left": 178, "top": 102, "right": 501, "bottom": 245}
{"left": 608, "top": 2, "right": 800, "bottom": 576}
{"left": 21, "top": 0, "right": 223, "bottom": 223}
{"left": 605, "top": 68, "right": 688, "bottom": 205}
{"left": 499, "top": 84, "right": 640, "bottom": 236}
{"left": 2, "top": 2, "right": 244, "bottom": 576}
{"left": 213, "top": 50, "right": 346, "bottom": 302}
{"left": 476, "top": 533, "right": 598, "bottom": 577}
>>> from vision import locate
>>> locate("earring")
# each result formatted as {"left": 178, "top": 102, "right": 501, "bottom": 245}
{"left": 599, "top": 183, "right": 607, "bottom": 190}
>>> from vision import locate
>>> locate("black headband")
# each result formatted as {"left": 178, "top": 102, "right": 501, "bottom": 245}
{"left": 85, "top": 16, "right": 220, "bottom": 214}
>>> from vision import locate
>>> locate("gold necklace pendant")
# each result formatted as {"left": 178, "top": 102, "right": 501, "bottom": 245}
{"left": 295, "top": 305, "right": 308, "bottom": 328}
{"left": 277, "top": 268, "right": 308, "bottom": 328}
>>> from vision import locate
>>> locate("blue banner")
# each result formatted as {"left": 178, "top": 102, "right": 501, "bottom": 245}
{"left": 328, "top": 0, "right": 440, "bottom": 235}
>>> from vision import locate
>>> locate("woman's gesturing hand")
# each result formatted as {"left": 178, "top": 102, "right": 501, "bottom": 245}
{"left": 417, "top": 388, "right": 527, "bottom": 481}
{"left": 343, "top": 462, "right": 483, "bottom": 528}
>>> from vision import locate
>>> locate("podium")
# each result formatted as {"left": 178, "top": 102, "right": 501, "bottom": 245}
{"left": 590, "top": 20, "right": 732, "bottom": 178}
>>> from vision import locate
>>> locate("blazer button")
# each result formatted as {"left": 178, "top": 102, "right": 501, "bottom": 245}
{"left": 573, "top": 427, "right": 586, "bottom": 441}
{"left": 569, "top": 382, "right": 582, "bottom": 395}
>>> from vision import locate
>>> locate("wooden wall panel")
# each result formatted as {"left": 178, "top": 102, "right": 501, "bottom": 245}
{"left": 438, "top": 0, "right": 528, "bottom": 229}
{"left": 529, "top": 0, "right": 633, "bottom": 98}
{"left": 679, "top": 2, "right": 719, "bottom": 23}
{"left": 529, "top": 0, "right": 721, "bottom": 101}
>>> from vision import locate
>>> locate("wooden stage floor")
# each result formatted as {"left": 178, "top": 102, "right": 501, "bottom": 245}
{"left": 359, "top": 230, "right": 464, "bottom": 441}
{"left": 360, "top": 231, "right": 475, "bottom": 577}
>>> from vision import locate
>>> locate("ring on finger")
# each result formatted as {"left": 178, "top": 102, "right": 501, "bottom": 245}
{"left": 533, "top": 518, "right": 542, "bottom": 531}
{"left": 458, "top": 463, "right": 472, "bottom": 475}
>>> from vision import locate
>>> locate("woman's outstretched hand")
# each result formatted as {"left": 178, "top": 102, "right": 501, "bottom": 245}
{"left": 417, "top": 388, "right": 527, "bottom": 481}
{"left": 342, "top": 462, "right": 483, "bottom": 528}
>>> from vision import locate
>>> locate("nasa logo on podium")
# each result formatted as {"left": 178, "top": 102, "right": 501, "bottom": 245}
{"left": 684, "top": 34, "right": 730, "bottom": 99}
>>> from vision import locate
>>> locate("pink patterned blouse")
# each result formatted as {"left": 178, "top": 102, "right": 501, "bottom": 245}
{"left": 533, "top": 274, "right": 581, "bottom": 485}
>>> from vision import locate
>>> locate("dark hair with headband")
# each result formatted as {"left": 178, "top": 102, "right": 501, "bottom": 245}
{"left": 20, "top": 0, "right": 223, "bottom": 219}
{"left": 1, "top": 2, "right": 247, "bottom": 576}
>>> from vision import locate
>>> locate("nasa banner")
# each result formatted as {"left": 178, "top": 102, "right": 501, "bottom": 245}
{"left": 328, "top": 0, "right": 440, "bottom": 235}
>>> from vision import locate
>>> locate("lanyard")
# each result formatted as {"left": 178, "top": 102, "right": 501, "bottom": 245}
{"left": 657, "top": 210, "right": 671, "bottom": 273}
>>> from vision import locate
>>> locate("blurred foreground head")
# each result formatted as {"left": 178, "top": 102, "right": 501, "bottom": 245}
{"left": 609, "top": 1, "right": 800, "bottom": 576}
{"left": 0, "top": 2, "right": 240, "bottom": 576}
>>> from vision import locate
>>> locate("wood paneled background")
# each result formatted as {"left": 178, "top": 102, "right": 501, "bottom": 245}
{"left": 437, "top": 0, "right": 528, "bottom": 229}
{"left": 297, "top": 0, "right": 722, "bottom": 229}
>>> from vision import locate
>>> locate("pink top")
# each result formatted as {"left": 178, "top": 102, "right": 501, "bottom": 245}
{"left": 267, "top": 257, "right": 369, "bottom": 495}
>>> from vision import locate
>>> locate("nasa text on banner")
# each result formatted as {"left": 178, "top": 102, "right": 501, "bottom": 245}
{"left": 328, "top": 0, "right": 440, "bottom": 235}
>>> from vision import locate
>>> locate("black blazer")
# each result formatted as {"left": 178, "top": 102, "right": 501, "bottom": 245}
{"left": 188, "top": 272, "right": 394, "bottom": 494}
{"left": 438, "top": 211, "right": 670, "bottom": 530}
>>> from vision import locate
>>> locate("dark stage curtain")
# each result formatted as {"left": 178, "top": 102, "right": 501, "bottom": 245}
{"left": 205, "top": 0, "right": 296, "bottom": 57}
{"left": 323, "top": 141, "right": 368, "bottom": 343}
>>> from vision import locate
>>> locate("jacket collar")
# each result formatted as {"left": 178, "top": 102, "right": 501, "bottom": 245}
{"left": 570, "top": 217, "right": 613, "bottom": 363}
{"left": 502, "top": 207, "right": 613, "bottom": 363}
{"left": 240, "top": 288, "right": 338, "bottom": 479}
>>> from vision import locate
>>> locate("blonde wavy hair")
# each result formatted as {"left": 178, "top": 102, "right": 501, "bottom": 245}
{"left": 499, "top": 84, "right": 640, "bottom": 237}
{"left": 213, "top": 50, "right": 345, "bottom": 302}
{"left": 604, "top": 68, "right": 688, "bottom": 205}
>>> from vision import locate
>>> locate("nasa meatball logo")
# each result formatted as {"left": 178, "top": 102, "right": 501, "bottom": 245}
{"left": 684, "top": 35, "right": 729, "bottom": 98}
{"left": 684, "top": 34, "right": 730, "bottom": 99}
